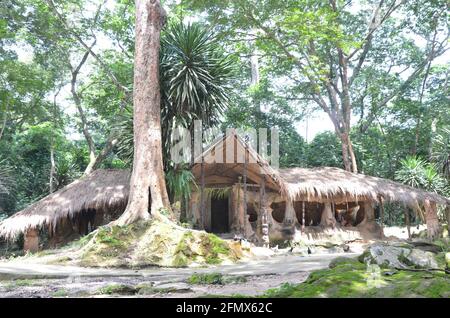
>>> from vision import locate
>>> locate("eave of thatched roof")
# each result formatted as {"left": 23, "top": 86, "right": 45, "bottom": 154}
{"left": 0, "top": 169, "right": 130, "bottom": 240}
{"left": 280, "top": 166, "right": 450, "bottom": 207}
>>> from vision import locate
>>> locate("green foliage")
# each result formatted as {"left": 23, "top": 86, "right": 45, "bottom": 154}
{"left": 187, "top": 272, "right": 248, "bottom": 285}
{"left": 51, "top": 289, "right": 69, "bottom": 298}
{"left": 0, "top": 157, "right": 14, "bottom": 205}
{"left": 187, "top": 273, "right": 224, "bottom": 285}
{"left": 97, "top": 284, "right": 136, "bottom": 295}
{"left": 395, "top": 156, "right": 448, "bottom": 195}
{"left": 165, "top": 166, "right": 197, "bottom": 202}
{"left": 116, "top": 21, "right": 237, "bottom": 168}
{"left": 306, "top": 132, "right": 342, "bottom": 168}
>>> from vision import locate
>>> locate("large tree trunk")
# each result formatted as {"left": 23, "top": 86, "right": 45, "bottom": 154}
{"left": 338, "top": 132, "right": 358, "bottom": 173}
{"left": 116, "top": 0, "right": 171, "bottom": 225}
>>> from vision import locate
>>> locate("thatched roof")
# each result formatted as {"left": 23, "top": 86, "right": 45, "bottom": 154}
{"left": 280, "top": 167, "right": 450, "bottom": 207}
{"left": 0, "top": 169, "right": 130, "bottom": 240}
{"left": 191, "top": 131, "right": 286, "bottom": 193}
{"left": 1, "top": 138, "right": 449, "bottom": 241}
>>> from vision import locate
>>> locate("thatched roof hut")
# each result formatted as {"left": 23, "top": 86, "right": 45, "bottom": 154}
{"left": 0, "top": 169, "right": 130, "bottom": 240}
{"left": 1, "top": 133, "right": 448, "bottom": 242}
{"left": 280, "top": 167, "right": 449, "bottom": 207}
{"left": 191, "top": 131, "right": 286, "bottom": 193}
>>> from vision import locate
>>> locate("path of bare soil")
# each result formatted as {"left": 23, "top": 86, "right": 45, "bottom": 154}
{"left": 0, "top": 252, "right": 358, "bottom": 298}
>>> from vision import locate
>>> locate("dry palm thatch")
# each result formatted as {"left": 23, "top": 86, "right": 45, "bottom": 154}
{"left": 192, "top": 131, "right": 287, "bottom": 194}
{"left": 280, "top": 167, "right": 450, "bottom": 207}
{"left": 0, "top": 169, "right": 131, "bottom": 240}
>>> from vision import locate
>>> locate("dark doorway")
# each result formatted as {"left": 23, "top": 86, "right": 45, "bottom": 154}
{"left": 211, "top": 198, "right": 229, "bottom": 233}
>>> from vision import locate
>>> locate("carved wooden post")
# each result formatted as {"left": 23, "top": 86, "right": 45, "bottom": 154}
{"left": 424, "top": 200, "right": 441, "bottom": 240}
{"left": 379, "top": 196, "right": 385, "bottom": 238}
{"left": 230, "top": 184, "right": 239, "bottom": 232}
{"left": 260, "top": 175, "right": 269, "bottom": 247}
{"left": 320, "top": 202, "right": 336, "bottom": 228}
{"left": 243, "top": 135, "right": 248, "bottom": 222}
{"left": 24, "top": 228, "right": 39, "bottom": 253}
{"left": 283, "top": 199, "right": 295, "bottom": 226}
{"left": 189, "top": 191, "right": 201, "bottom": 227}
{"left": 302, "top": 201, "right": 306, "bottom": 232}
{"left": 405, "top": 208, "right": 411, "bottom": 239}
{"left": 200, "top": 152, "right": 205, "bottom": 229}
{"left": 362, "top": 201, "right": 375, "bottom": 223}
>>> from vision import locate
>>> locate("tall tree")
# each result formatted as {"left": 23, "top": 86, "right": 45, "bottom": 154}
{"left": 187, "top": 0, "right": 449, "bottom": 172}
{"left": 116, "top": 0, "right": 171, "bottom": 225}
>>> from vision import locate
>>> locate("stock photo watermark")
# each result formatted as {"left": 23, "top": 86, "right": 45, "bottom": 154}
{"left": 169, "top": 120, "right": 280, "bottom": 168}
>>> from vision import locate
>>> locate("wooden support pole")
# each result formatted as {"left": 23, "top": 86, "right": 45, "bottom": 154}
{"left": 24, "top": 228, "right": 39, "bottom": 253}
{"left": 260, "top": 175, "right": 269, "bottom": 248}
{"left": 200, "top": 153, "right": 205, "bottom": 229}
{"left": 379, "top": 196, "right": 385, "bottom": 237}
{"left": 405, "top": 208, "right": 411, "bottom": 239}
{"left": 243, "top": 135, "right": 248, "bottom": 221}
{"left": 301, "top": 201, "right": 305, "bottom": 232}
{"left": 424, "top": 200, "right": 441, "bottom": 240}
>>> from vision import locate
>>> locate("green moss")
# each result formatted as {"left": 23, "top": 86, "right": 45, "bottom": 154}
{"left": 188, "top": 273, "right": 224, "bottom": 285}
{"left": 187, "top": 273, "right": 248, "bottom": 285}
{"left": 52, "top": 289, "right": 68, "bottom": 297}
{"left": 172, "top": 253, "right": 189, "bottom": 267}
{"left": 80, "top": 221, "right": 152, "bottom": 267}
{"left": 4, "top": 279, "right": 37, "bottom": 290}
{"left": 358, "top": 250, "right": 374, "bottom": 263}
{"left": 328, "top": 257, "right": 360, "bottom": 269}
{"left": 201, "top": 233, "right": 231, "bottom": 265}
{"left": 97, "top": 284, "right": 136, "bottom": 295}
{"left": 259, "top": 258, "right": 450, "bottom": 298}
{"left": 172, "top": 231, "right": 196, "bottom": 267}
{"left": 134, "top": 282, "right": 191, "bottom": 295}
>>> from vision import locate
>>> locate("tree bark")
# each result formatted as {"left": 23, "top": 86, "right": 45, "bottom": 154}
{"left": 116, "top": 0, "right": 171, "bottom": 225}
{"left": 68, "top": 48, "right": 98, "bottom": 175}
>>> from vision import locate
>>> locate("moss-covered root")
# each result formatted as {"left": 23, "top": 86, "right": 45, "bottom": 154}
{"left": 59, "top": 219, "right": 243, "bottom": 268}
{"left": 172, "top": 232, "right": 243, "bottom": 267}
{"left": 262, "top": 258, "right": 450, "bottom": 298}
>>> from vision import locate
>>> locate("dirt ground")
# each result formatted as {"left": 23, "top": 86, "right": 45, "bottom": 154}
{"left": 0, "top": 225, "right": 435, "bottom": 298}
{"left": 0, "top": 271, "right": 312, "bottom": 298}
{"left": 0, "top": 252, "right": 357, "bottom": 298}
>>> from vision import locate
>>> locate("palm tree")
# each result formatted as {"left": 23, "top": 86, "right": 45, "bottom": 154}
{"left": 116, "top": 21, "right": 236, "bottom": 200}
{"left": 395, "top": 156, "right": 448, "bottom": 195}
{"left": 395, "top": 156, "right": 427, "bottom": 189}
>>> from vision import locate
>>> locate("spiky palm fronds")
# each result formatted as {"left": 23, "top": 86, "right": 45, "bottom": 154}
{"left": 396, "top": 156, "right": 448, "bottom": 195}
{"left": 165, "top": 167, "right": 197, "bottom": 202}
{"left": 206, "top": 187, "right": 231, "bottom": 200}
{"left": 395, "top": 156, "right": 427, "bottom": 189}
{"left": 115, "top": 21, "right": 236, "bottom": 165}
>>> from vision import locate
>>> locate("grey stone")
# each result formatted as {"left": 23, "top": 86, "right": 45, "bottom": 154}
{"left": 362, "top": 242, "right": 438, "bottom": 269}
